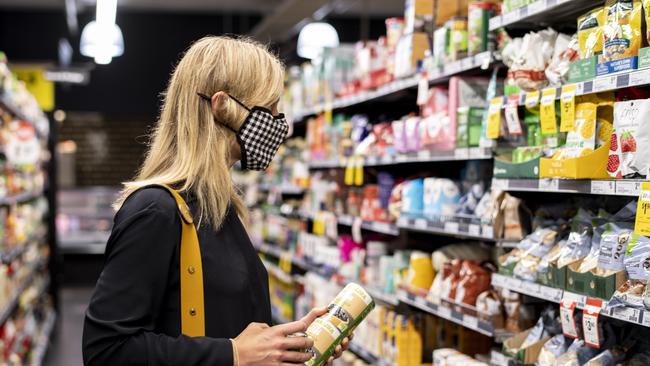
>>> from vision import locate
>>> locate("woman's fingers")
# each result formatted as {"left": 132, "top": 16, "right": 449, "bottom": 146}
{"left": 281, "top": 351, "right": 312, "bottom": 363}
{"left": 272, "top": 319, "right": 309, "bottom": 336}
{"left": 280, "top": 335, "right": 313, "bottom": 350}
{"left": 299, "top": 307, "right": 327, "bottom": 325}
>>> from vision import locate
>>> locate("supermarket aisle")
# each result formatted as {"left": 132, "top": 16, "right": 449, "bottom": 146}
{"left": 45, "top": 287, "right": 93, "bottom": 366}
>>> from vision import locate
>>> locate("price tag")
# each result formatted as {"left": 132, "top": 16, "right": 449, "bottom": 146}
{"left": 564, "top": 291, "right": 587, "bottom": 308}
{"left": 522, "top": 281, "right": 541, "bottom": 296}
{"left": 540, "top": 286, "right": 563, "bottom": 302}
{"left": 397, "top": 217, "right": 409, "bottom": 226}
{"left": 395, "top": 155, "right": 408, "bottom": 162}
{"left": 482, "top": 225, "right": 495, "bottom": 238}
{"left": 505, "top": 95, "right": 522, "bottom": 135}
{"left": 461, "top": 57, "right": 474, "bottom": 70}
{"left": 617, "top": 180, "right": 641, "bottom": 196}
{"left": 525, "top": 90, "right": 540, "bottom": 108}
{"left": 594, "top": 76, "right": 616, "bottom": 92}
{"left": 491, "top": 274, "right": 507, "bottom": 288}
{"left": 635, "top": 182, "right": 650, "bottom": 236}
{"left": 630, "top": 69, "right": 650, "bottom": 86}
{"left": 611, "top": 306, "right": 641, "bottom": 323}
{"left": 418, "top": 150, "right": 431, "bottom": 160}
{"left": 486, "top": 97, "right": 503, "bottom": 139}
{"left": 444, "top": 222, "right": 459, "bottom": 233}
{"left": 381, "top": 155, "right": 393, "bottom": 164}
{"left": 492, "top": 178, "right": 508, "bottom": 191}
{"left": 468, "top": 224, "right": 481, "bottom": 237}
{"left": 539, "top": 178, "right": 560, "bottom": 191}
{"left": 561, "top": 299, "right": 579, "bottom": 338}
{"left": 415, "top": 295, "right": 428, "bottom": 308}
{"left": 582, "top": 298, "right": 603, "bottom": 348}
{"left": 415, "top": 218, "right": 428, "bottom": 229}
{"left": 591, "top": 180, "right": 616, "bottom": 195}
{"left": 455, "top": 148, "right": 469, "bottom": 159}
{"left": 416, "top": 73, "right": 429, "bottom": 106}
{"left": 446, "top": 61, "right": 462, "bottom": 75}
{"left": 352, "top": 217, "right": 363, "bottom": 243}
{"left": 372, "top": 221, "right": 393, "bottom": 234}
{"left": 438, "top": 306, "right": 452, "bottom": 319}
{"left": 502, "top": 10, "right": 517, "bottom": 25}
{"left": 560, "top": 84, "right": 577, "bottom": 132}
{"left": 540, "top": 88, "right": 557, "bottom": 135}
{"left": 505, "top": 276, "right": 522, "bottom": 289}
{"left": 464, "top": 315, "right": 479, "bottom": 330}
{"left": 528, "top": 0, "right": 545, "bottom": 13}
{"left": 642, "top": 310, "right": 650, "bottom": 327}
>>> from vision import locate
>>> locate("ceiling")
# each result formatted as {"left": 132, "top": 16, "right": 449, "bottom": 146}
{"left": 0, "top": 0, "right": 404, "bottom": 16}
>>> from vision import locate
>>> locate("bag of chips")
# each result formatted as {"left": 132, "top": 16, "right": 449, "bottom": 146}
{"left": 601, "top": 0, "right": 642, "bottom": 63}
{"left": 578, "top": 7, "right": 606, "bottom": 59}
{"left": 608, "top": 99, "right": 650, "bottom": 178}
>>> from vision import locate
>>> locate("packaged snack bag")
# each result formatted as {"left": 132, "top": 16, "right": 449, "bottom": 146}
{"left": 564, "top": 101, "right": 597, "bottom": 158}
{"left": 608, "top": 99, "right": 650, "bottom": 177}
{"left": 601, "top": 0, "right": 642, "bottom": 63}
{"left": 577, "top": 7, "right": 606, "bottom": 59}
{"left": 644, "top": 0, "right": 650, "bottom": 42}
{"left": 468, "top": 1, "right": 499, "bottom": 55}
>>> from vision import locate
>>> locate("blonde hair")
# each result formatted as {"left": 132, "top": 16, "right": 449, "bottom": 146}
{"left": 115, "top": 36, "right": 285, "bottom": 228}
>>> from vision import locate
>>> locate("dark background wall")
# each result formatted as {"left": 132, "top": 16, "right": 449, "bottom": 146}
{"left": 1, "top": 8, "right": 387, "bottom": 185}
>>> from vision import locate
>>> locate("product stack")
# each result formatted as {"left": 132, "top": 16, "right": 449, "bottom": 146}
{"left": 242, "top": 0, "right": 650, "bottom": 365}
{"left": 0, "top": 51, "right": 55, "bottom": 365}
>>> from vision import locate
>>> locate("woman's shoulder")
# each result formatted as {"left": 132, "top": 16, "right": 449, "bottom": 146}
{"left": 118, "top": 186, "right": 180, "bottom": 221}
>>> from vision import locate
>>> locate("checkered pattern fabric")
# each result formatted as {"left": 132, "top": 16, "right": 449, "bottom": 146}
{"left": 238, "top": 107, "right": 289, "bottom": 171}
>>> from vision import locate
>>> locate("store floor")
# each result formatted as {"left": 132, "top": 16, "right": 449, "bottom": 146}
{"left": 45, "top": 287, "right": 94, "bottom": 366}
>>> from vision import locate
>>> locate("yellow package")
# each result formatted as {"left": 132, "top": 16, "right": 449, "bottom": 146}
{"left": 564, "top": 101, "right": 597, "bottom": 158}
{"left": 602, "top": 0, "right": 642, "bottom": 62}
{"left": 644, "top": 0, "right": 650, "bottom": 42}
{"left": 578, "top": 7, "right": 606, "bottom": 58}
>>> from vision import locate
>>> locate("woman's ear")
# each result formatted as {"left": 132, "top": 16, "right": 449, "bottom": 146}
{"left": 210, "top": 91, "right": 228, "bottom": 116}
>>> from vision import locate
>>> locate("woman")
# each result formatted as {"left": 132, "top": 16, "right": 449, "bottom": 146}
{"left": 82, "top": 36, "right": 349, "bottom": 365}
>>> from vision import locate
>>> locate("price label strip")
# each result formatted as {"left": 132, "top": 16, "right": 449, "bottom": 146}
{"left": 561, "top": 299, "right": 579, "bottom": 338}
{"left": 486, "top": 97, "right": 503, "bottom": 139}
{"left": 540, "top": 88, "right": 558, "bottom": 135}
{"left": 635, "top": 182, "right": 650, "bottom": 236}
{"left": 560, "top": 84, "right": 577, "bottom": 132}
{"left": 505, "top": 95, "right": 522, "bottom": 135}
{"left": 582, "top": 298, "right": 603, "bottom": 348}
{"left": 525, "top": 90, "right": 540, "bottom": 108}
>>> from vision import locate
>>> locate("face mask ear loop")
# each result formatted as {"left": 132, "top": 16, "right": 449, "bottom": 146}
{"left": 225, "top": 93, "right": 252, "bottom": 112}
{"left": 197, "top": 92, "right": 240, "bottom": 134}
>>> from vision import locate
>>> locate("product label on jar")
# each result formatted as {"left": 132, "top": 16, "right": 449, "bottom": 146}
{"left": 305, "top": 318, "right": 341, "bottom": 366}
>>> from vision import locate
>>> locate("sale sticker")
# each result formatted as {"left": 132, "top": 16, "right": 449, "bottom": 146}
{"left": 582, "top": 298, "right": 603, "bottom": 348}
{"left": 540, "top": 88, "right": 558, "bottom": 135}
{"left": 560, "top": 299, "right": 579, "bottom": 338}
{"left": 560, "top": 84, "right": 577, "bottom": 132}
{"left": 504, "top": 95, "right": 522, "bottom": 135}
{"left": 635, "top": 182, "right": 650, "bottom": 236}
{"left": 486, "top": 97, "right": 503, "bottom": 139}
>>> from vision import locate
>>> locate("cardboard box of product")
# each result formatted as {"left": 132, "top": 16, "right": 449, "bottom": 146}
{"left": 503, "top": 328, "right": 549, "bottom": 364}
{"left": 405, "top": 0, "right": 434, "bottom": 34}
{"left": 539, "top": 143, "right": 610, "bottom": 179}
{"left": 566, "top": 263, "right": 626, "bottom": 300}
{"left": 493, "top": 155, "right": 541, "bottom": 178}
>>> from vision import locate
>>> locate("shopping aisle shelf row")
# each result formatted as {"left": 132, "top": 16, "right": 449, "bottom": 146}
{"left": 308, "top": 147, "right": 493, "bottom": 170}
{"left": 0, "top": 261, "right": 47, "bottom": 327}
{"left": 489, "top": 0, "right": 593, "bottom": 31}
{"left": 497, "top": 66, "right": 650, "bottom": 110}
{"left": 293, "top": 52, "right": 495, "bottom": 121}
{"left": 0, "top": 96, "right": 47, "bottom": 138}
{"left": 492, "top": 274, "right": 650, "bottom": 329}
{"left": 28, "top": 310, "right": 56, "bottom": 366}
{"left": 0, "top": 190, "right": 44, "bottom": 206}
{"left": 398, "top": 290, "right": 495, "bottom": 337}
{"left": 1, "top": 231, "right": 44, "bottom": 264}
{"left": 258, "top": 183, "right": 305, "bottom": 195}
{"left": 492, "top": 178, "right": 643, "bottom": 197}
{"left": 348, "top": 342, "right": 393, "bottom": 366}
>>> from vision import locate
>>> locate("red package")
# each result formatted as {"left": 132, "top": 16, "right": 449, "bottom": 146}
{"left": 455, "top": 261, "right": 492, "bottom": 306}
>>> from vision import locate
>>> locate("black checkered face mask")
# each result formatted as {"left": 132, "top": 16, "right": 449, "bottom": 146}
{"left": 198, "top": 92, "right": 289, "bottom": 171}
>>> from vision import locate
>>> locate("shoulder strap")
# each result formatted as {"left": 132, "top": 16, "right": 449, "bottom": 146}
{"left": 127, "top": 184, "right": 205, "bottom": 337}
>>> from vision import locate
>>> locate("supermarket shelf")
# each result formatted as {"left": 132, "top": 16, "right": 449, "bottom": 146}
{"left": 1, "top": 231, "right": 45, "bottom": 263}
{"left": 29, "top": 310, "right": 56, "bottom": 366}
{"left": 498, "top": 66, "right": 650, "bottom": 110}
{"left": 309, "top": 147, "right": 493, "bottom": 169}
{"left": 492, "top": 178, "right": 643, "bottom": 197}
{"left": 489, "top": 0, "right": 596, "bottom": 31}
{"left": 0, "top": 263, "right": 42, "bottom": 326}
{"left": 0, "top": 95, "right": 47, "bottom": 138}
{"left": 0, "top": 190, "right": 43, "bottom": 206}
{"left": 294, "top": 52, "right": 495, "bottom": 121}
{"left": 397, "top": 291, "right": 495, "bottom": 337}
{"left": 492, "top": 274, "right": 650, "bottom": 329}
{"left": 490, "top": 350, "right": 515, "bottom": 366}
{"left": 259, "top": 183, "right": 305, "bottom": 195}
{"left": 348, "top": 342, "right": 393, "bottom": 366}
{"left": 339, "top": 215, "right": 399, "bottom": 236}
{"left": 397, "top": 216, "right": 497, "bottom": 242}
{"left": 366, "top": 286, "right": 399, "bottom": 306}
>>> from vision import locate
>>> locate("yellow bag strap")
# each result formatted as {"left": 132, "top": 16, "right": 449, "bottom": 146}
{"left": 129, "top": 184, "right": 205, "bottom": 337}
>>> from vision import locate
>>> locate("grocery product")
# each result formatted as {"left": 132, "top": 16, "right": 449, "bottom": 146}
{"left": 306, "top": 283, "right": 375, "bottom": 366}
{"left": 577, "top": 7, "right": 606, "bottom": 59}
{"left": 467, "top": 1, "right": 499, "bottom": 55}
{"left": 601, "top": 0, "right": 642, "bottom": 63}
{"left": 608, "top": 98, "right": 650, "bottom": 178}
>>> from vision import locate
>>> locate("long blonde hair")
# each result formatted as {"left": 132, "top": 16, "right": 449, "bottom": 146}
{"left": 115, "top": 36, "right": 285, "bottom": 228}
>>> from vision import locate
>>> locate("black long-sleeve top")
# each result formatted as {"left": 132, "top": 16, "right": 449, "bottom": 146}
{"left": 83, "top": 186, "right": 272, "bottom": 365}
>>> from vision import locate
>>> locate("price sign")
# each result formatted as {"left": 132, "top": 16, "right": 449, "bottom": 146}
{"left": 468, "top": 224, "right": 481, "bottom": 237}
{"left": 418, "top": 150, "right": 431, "bottom": 160}
{"left": 482, "top": 225, "right": 495, "bottom": 238}
{"left": 438, "top": 306, "right": 452, "bottom": 319}
{"left": 505, "top": 95, "right": 522, "bottom": 135}
{"left": 539, "top": 178, "right": 560, "bottom": 191}
{"left": 464, "top": 315, "right": 479, "bottom": 330}
{"left": 525, "top": 90, "right": 540, "bottom": 108}
{"left": 444, "top": 222, "right": 459, "bottom": 233}
{"left": 486, "top": 97, "right": 503, "bottom": 139}
{"left": 591, "top": 180, "right": 616, "bottom": 195}
{"left": 582, "top": 298, "right": 603, "bottom": 348}
{"left": 540, "top": 88, "right": 558, "bottom": 135}
{"left": 415, "top": 295, "right": 428, "bottom": 308}
{"left": 415, "top": 218, "right": 428, "bottom": 229}
{"left": 560, "top": 84, "right": 577, "bottom": 132}
{"left": 561, "top": 299, "right": 579, "bottom": 338}
{"left": 635, "top": 182, "right": 650, "bottom": 236}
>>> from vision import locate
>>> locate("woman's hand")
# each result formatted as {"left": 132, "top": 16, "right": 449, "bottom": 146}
{"left": 325, "top": 332, "right": 354, "bottom": 365}
{"left": 233, "top": 308, "right": 326, "bottom": 366}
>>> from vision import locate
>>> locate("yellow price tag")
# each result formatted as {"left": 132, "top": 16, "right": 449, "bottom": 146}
{"left": 560, "top": 84, "right": 577, "bottom": 132}
{"left": 486, "top": 97, "right": 502, "bottom": 139}
{"left": 540, "top": 88, "right": 557, "bottom": 135}
{"left": 344, "top": 157, "right": 354, "bottom": 186}
{"left": 635, "top": 182, "right": 650, "bottom": 236}
{"left": 525, "top": 90, "right": 540, "bottom": 108}
{"left": 354, "top": 156, "right": 364, "bottom": 186}
{"left": 313, "top": 212, "right": 326, "bottom": 236}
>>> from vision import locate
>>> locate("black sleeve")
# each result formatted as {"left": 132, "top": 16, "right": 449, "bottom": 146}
{"left": 82, "top": 188, "right": 234, "bottom": 366}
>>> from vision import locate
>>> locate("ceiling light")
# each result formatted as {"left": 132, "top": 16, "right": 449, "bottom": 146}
{"left": 80, "top": 21, "right": 124, "bottom": 64}
{"left": 297, "top": 22, "right": 340, "bottom": 60}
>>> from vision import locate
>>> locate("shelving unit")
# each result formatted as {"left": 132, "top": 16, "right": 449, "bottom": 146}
{"left": 492, "top": 178, "right": 641, "bottom": 197}
{"left": 489, "top": 0, "right": 596, "bottom": 31}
